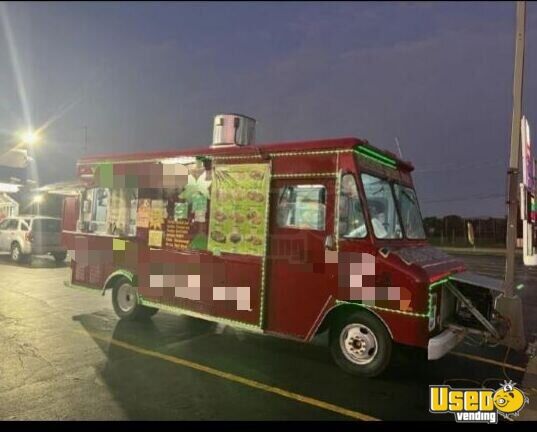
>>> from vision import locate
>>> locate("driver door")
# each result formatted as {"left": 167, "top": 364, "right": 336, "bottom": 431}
{"left": 267, "top": 178, "right": 337, "bottom": 339}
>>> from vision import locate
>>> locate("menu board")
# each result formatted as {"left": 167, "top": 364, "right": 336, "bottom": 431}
{"left": 148, "top": 230, "right": 163, "bottom": 248}
{"left": 105, "top": 189, "right": 132, "bottom": 235}
{"left": 174, "top": 202, "right": 189, "bottom": 221}
{"left": 165, "top": 219, "right": 191, "bottom": 250}
{"left": 137, "top": 198, "right": 151, "bottom": 228}
{"left": 149, "top": 200, "right": 165, "bottom": 230}
{"left": 192, "top": 194, "right": 208, "bottom": 223}
{"left": 207, "top": 163, "right": 270, "bottom": 256}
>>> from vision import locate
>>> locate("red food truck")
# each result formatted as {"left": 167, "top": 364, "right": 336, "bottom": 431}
{"left": 62, "top": 114, "right": 508, "bottom": 377}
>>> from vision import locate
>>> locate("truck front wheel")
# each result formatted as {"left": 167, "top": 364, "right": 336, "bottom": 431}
{"left": 112, "top": 277, "right": 158, "bottom": 321}
{"left": 330, "top": 310, "right": 392, "bottom": 378}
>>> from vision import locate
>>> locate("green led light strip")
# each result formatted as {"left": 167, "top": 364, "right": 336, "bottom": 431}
{"left": 272, "top": 172, "right": 337, "bottom": 179}
{"left": 356, "top": 146, "right": 397, "bottom": 165}
{"left": 335, "top": 279, "right": 449, "bottom": 320}
{"left": 258, "top": 160, "right": 273, "bottom": 328}
{"left": 355, "top": 146, "right": 397, "bottom": 168}
{"left": 427, "top": 278, "right": 449, "bottom": 318}
{"left": 429, "top": 278, "right": 449, "bottom": 291}
{"left": 355, "top": 152, "right": 397, "bottom": 169}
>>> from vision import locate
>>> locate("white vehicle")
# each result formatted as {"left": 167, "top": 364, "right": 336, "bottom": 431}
{"left": 0, "top": 215, "right": 67, "bottom": 263}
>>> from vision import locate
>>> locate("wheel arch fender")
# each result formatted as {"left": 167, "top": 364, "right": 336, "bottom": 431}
{"left": 316, "top": 302, "right": 394, "bottom": 340}
{"left": 102, "top": 269, "right": 137, "bottom": 297}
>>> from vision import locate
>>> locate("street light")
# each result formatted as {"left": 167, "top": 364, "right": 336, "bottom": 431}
{"left": 32, "top": 194, "right": 44, "bottom": 216}
{"left": 32, "top": 194, "right": 44, "bottom": 204}
{"left": 19, "top": 129, "right": 41, "bottom": 146}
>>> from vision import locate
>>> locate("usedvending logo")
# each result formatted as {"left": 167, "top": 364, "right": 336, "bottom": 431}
{"left": 429, "top": 380, "right": 529, "bottom": 423}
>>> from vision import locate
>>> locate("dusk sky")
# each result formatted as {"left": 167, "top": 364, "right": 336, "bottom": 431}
{"left": 1, "top": 1, "right": 537, "bottom": 217}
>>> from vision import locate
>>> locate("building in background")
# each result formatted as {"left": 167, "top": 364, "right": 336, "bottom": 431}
{"left": 0, "top": 192, "right": 18, "bottom": 220}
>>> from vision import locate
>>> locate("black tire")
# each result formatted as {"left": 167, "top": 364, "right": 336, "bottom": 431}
{"left": 10, "top": 242, "right": 26, "bottom": 263}
{"left": 53, "top": 252, "right": 67, "bottom": 263}
{"left": 111, "top": 277, "right": 158, "bottom": 321}
{"left": 329, "top": 310, "right": 392, "bottom": 378}
{"left": 142, "top": 307, "right": 159, "bottom": 318}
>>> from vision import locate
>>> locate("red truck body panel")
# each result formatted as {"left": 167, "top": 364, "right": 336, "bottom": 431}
{"left": 63, "top": 137, "right": 465, "bottom": 349}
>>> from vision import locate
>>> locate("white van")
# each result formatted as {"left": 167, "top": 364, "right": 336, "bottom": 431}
{"left": 0, "top": 215, "right": 67, "bottom": 263}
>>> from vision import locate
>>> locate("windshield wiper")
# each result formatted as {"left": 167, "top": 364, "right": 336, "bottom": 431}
{"left": 401, "top": 189, "right": 416, "bottom": 204}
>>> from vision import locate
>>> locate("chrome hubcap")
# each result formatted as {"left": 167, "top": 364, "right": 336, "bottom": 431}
{"left": 340, "top": 323, "right": 378, "bottom": 365}
{"left": 12, "top": 246, "right": 19, "bottom": 260}
{"left": 117, "top": 283, "right": 137, "bottom": 313}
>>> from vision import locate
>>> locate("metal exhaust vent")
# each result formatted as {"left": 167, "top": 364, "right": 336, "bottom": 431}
{"left": 211, "top": 113, "right": 256, "bottom": 148}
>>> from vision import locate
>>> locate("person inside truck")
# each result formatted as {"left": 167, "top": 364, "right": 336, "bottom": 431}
{"left": 339, "top": 173, "right": 368, "bottom": 238}
{"left": 368, "top": 200, "right": 388, "bottom": 239}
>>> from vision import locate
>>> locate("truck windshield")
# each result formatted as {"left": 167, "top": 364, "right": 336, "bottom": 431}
{"left": 361, "top": 173, "right": 403, "bottom": 239}
{"left": 361, "top": 173, "right": 425, "bottom": 240}
{"left": 393, "top": 184, "right": 426, "bottom": 239}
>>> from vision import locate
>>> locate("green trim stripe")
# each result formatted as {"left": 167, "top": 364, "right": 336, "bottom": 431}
{"left": 355, "top": 146, "right": 397, "bottom": 166}
{"left": 355, "top": 152, "right": 397, "bottom": 170}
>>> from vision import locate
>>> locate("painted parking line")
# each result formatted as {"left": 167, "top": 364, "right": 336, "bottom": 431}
{"left": 450, "top": 351, "right": 526, "bottom": 373}
{"left": 78, "top": 312, "right": 527, "bottom": 375}
{"left": 85, "top": 330, "right": 380, "bottom": 421}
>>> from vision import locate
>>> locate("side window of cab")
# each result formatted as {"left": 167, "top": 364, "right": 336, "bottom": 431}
{"left": 277, "top": 185, "right": 326, "bottom": 230}
{"left": 339, "top": 173, "right": 367, "bottom": 239}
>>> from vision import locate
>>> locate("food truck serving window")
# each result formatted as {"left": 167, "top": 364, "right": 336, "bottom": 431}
{"left": 361, "top": 173, "right": 403, "bottom": 239}
{"left": 277, "top": 185, "right": 326, "bottom": 231}
{"left": 84, "top": 187, "right": 138, "bottom": 237}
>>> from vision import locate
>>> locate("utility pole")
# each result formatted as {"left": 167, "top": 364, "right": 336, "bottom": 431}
{"left": 497, "top": 0, "right": 527, "bottom": 351}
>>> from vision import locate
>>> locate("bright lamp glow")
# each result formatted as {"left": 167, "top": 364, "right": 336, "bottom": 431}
{"left": 32, "top": 194, "right": 44, "bottom": 204}
{"left": 20, "top": 130, "right": 41, "bottom": 146}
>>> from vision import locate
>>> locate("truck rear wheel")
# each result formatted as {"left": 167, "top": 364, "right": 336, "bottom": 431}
{"left": 112, "top": 277, "right": 158, "bottom": 321}
{"left": 330, "top": 310, "right": 392, "bottom": 378}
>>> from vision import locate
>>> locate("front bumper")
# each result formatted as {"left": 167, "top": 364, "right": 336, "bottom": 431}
{"left": 428, "top": 327, "right": 467, "bottom": 360}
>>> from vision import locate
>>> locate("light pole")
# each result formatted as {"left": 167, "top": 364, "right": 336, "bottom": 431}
{"left": 32, "top": 194, "right": 44, "bottom": 215}
{"left": 496, "top": 0, "right": 527, "bottom": 351}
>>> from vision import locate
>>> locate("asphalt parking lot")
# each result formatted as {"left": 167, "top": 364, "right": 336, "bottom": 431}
{"left": 0, "top": 253, "right": 535, "bottom": 421}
